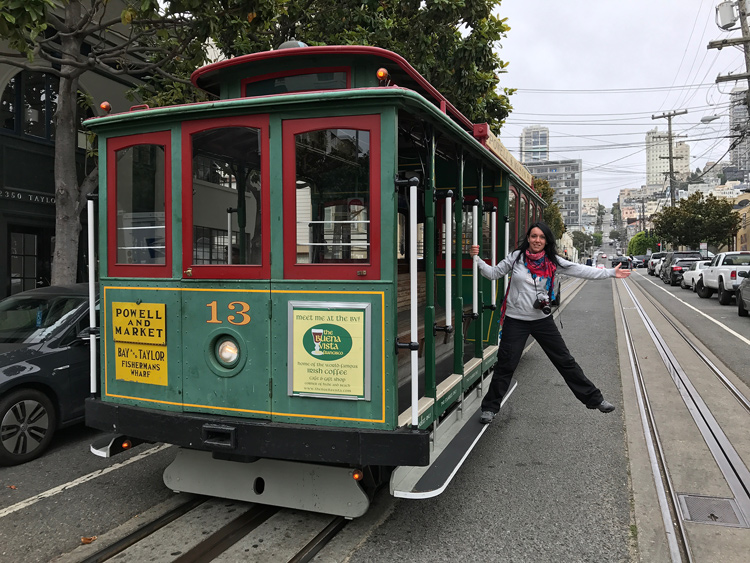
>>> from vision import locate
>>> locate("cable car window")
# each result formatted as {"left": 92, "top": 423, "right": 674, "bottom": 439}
{"left": 508, "top": 189, "right": 517, "bottom": 250}
{"left": 519, "top": 195, "right": 528, "bottom": 241}
{"left": 191, "top": 127, "right": 262, "bottom": 266}
{"left": 245, "top": 71, "right": 348, "bottom": 97}
{"left": 115, "top": 144, "right": 166, "bottom": 265}
{"left": 294, "top": 128, "right": 370, "bottom": 264}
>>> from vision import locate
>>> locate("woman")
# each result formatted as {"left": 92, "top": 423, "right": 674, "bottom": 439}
{"left": 470, "top": 222, "right": 631, "bottom": 424}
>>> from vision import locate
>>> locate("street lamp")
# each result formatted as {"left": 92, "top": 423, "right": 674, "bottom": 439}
{"left": 701, "top": 114, "right": 720, "bottom": 123}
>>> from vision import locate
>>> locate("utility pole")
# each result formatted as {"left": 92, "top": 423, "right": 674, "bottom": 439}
{"left": 652, "top": 109, "right": 688, "bottom": 208}
{"left": 709, "top": 1, "right": 750, "bottom": 110}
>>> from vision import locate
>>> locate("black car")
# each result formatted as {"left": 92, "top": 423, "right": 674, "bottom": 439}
{"left": 611, "top": 256, "right": 631, "bottom": 268}
{"left": 662, "top": 258, "right": 699, "bottom": 286}
{"left": 0, "top": 284, "right": 96, "bottom": 465}
{"left": 739, "top": 270, "right": 750, "bottom": 317}
{"left": 660, "top": 251, "right": 703, "bottom": 284}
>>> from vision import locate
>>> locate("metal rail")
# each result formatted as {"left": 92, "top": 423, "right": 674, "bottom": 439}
{"left": 620, "top": 278, "right": 750, "bottom": 560}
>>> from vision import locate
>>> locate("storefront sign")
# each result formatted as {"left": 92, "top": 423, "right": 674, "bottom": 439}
{"left": 112, "top": 302, "right": 168, "bottom": 386}
{"left": 288, "top": 301, "right": 371, "bottom": 400}
{"left": 0, "top": 188, "right": 55, "bottom": 205}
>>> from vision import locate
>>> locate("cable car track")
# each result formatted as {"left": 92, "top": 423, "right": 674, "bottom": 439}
{"left": 78, "top": 496, "right": 347, "bottom": 563}
{"left": 617, "top": 279, "right": 750, "bottom": 563}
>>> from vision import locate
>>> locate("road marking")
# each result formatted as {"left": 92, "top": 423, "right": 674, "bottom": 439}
{"left": 634, "top": 271, "right": 750, "bottom": 346}
{"left": 0, "top": 443, "right": 171, "bottom": 519}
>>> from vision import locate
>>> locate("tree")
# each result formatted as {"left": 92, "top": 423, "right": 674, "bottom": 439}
{"left": 609, "top": 229, "right": 621, "bottom": 242}
{"left": 652, "top": 192, "right": 740, "bottom": 249}
{"left": 0, "top": 0, "right": 217, "bottom": 284}
{"left": 533, "top": 178, "right": 565, "bottom": 239}
{"left": 1, "top": 0, "right": 515, "bottom": 284}
{"left": 571, "top": 231, "right": 592, "bottom": 256}
{"left": 627, "top": 231, "right": 658, "bottom": 255}
{"left": 592, "top": 232, "right": 602, "bottom": 247}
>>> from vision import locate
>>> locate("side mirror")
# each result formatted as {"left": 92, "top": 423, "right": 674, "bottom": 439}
{"left": 77, "top": 326, "right": 99, "bottom": 341}
{"left": 738, "top": 270, "right": 749, "bottom": 279}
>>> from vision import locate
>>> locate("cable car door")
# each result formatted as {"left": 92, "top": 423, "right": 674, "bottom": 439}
{"left": 179, "top": 117, "right": 272, "bottom": 419}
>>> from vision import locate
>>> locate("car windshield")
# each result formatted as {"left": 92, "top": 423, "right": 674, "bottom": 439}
{"left": 0, "top": 295, "right": 86, "bottom": 344}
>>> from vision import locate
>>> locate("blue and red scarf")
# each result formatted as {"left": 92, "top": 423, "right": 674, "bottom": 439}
{"left": 499, "top": 250, "right": 557, "bottom": 323}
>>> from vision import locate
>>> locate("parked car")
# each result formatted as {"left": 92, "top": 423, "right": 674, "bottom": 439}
{"left": 611, "top": 256, "right": 631, "bottom": 268}
{"left": 647, "top": 252, "right": 666, "bottom": 275}
{"left": 653, "top": 257, "right": 666, "bottom": 278}
{"left": 660, "top": 251, "right": 703, "bottom": 284}
{"left": 680, "top": 260, "right": 710, "bottom": 290}
{"left": 738, "top": 270, "right": 750, "bottom": 317}
{"left": 663, "top": 258, "right": 699, "bottom": 286}
{"left": 697, "top": 251, "right": 750, "bottom": 304}
{"left": 0, "top": 284, "right": 96, "bottom": 465}
{"left": 633, "top": 255, "right": 648, "bottom": 268}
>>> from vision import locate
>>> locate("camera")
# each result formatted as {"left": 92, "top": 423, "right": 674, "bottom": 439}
{"left": 533, "top": 296, "right": 551, "bottom": 315}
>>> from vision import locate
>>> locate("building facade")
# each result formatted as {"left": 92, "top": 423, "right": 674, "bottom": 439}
{"left": 525, "top": 159, "right": 582, "bottom": 229}
{"left": 1, "top": 36, "right": 137, "bottom": 298}
{"left": 730, "top": 88, "right": 750, "bottom": 177}
{"left": 519, "top": 125, "right": 549, "bottom": 164}
{"left": 645, "top": 127, "right": 690, "bottom": 187}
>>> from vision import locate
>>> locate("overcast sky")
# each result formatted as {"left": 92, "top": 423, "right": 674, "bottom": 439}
{"left": 494, "top": 0, "right": 746, "bottom": 206}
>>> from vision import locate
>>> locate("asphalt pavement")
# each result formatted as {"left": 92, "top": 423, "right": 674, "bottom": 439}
{"left": 341, "top": 278, "right": 632, "bottom": 562}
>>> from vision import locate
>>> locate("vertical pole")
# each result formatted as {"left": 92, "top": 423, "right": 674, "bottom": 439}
{"left": 227, "top": 209, "right": 233, "bottom": 265}
{"left": 445, "top": 193, "right": 453, "bottom": 329}
{"left": 87, "top": 198, "right": 97, "bottom": 394}
{"left": 453, "top": 152, "right": 464, "bottom": 375}
{"left": 491, "top": 208, "right": 497, "bottom": 305}
{"left": 425, "top": 131, "right": 436, "bottom": 399}
{"left": 472, "top": 202, "right": 478, "bottom": 316}
{"left": 410, "top": 183, "right": 419, "bottom": 427}
{"left": 667, "top": 115, "right": 675, "bottom": 208}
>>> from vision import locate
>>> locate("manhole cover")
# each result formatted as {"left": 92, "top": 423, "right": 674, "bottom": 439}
{"left": 678, "top": 494, "right": 748, "bottom": 528}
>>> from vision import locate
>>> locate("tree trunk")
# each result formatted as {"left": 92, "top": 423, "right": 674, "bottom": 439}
{"left": 51, "top": 4, "right": 84, "bottom": 286}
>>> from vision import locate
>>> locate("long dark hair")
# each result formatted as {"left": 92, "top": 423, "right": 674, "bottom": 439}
{"left": 515, "top": 222, "right": 563, "bottom": 267}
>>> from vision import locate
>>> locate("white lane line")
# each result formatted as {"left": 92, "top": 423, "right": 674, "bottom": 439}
{"left": 0, "top": 443, "right": 171, "bottom": 519}
{"left": 635, "top": 271, "right": 750, "bottom": 346}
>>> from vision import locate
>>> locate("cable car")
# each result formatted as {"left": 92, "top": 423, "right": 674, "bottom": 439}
{"left": 84, "top": 44, "right": 545, "bottom": 517}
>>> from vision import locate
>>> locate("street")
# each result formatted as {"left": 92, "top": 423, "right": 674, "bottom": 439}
{"left": 1, "top": 267, "right": 749, "bottom": 562}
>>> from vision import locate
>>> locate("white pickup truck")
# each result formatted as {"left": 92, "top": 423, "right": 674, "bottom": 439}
{"left": 696, "top": 251, "right": 750, "bottom": 305}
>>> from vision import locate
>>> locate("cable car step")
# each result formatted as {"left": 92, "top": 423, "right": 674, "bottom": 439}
{"left": 390, "top": 377, "right": 517, "bottom": 499}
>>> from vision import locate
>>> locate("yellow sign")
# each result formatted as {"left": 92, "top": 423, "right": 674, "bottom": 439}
{"left": 112, "top": 302, "right": 166, "bottom": 345}
{"left": 113, "top": 342, "right": 168, "bottom": 386}
{"left": 291, "top": 308, "right": 366, "bottom": 398}
{"left": 112, "top": 302, "right": 168, "bottom": 386}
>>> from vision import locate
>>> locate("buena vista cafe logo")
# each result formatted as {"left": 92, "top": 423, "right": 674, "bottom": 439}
{"left": 304, "top": 324, "right": 353, "bottom": 361}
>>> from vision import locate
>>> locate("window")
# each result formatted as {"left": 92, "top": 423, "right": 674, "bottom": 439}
{"left": 519, "top": 196, "right": 528, "bottom": 241}
{"left": 244, "top": 69, "right": 349, "bottom": 97}
{"left": 508, "top": 189, "right": 517, "bottom": 250}
{"left": 181, "top": 116, "right": 269, "bottom": 279}
{"left": 1, "top": 71, "right": 93, "bottom": 143}
{"left": 107, "top": 132, "right": 171, "bottom": 278}
{"left": 283, "top": 116, "right": 380, "bottom": 280}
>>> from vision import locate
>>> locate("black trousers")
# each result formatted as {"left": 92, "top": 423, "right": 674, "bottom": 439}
{"left": 481, "top": 315, "right": 604, "bottom": 413}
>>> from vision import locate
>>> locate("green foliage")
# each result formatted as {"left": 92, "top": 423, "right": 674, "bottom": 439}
{"left": 533, "top": 178, "right": 565, "bottom": 239}
{"left": 571, "top": 231, "right": 593, "bottom": 255}
{"left": 652, "top": 192, "right": 741, "bottom": 249}
{"left": 592, "top": 232, "right": 602, "bottom": 247}
{"left": 609, "top": 229, "right": 621, "bottom": 241}
{"left": 173, "top": 0, "right": 514, "bottom": 130}
{"left": 627, "top": 231, "right": 658, "bottom": 255}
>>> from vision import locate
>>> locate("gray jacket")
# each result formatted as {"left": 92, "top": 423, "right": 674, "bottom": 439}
{"left": 473, "top": 250, "right": 616, "bottom": 321}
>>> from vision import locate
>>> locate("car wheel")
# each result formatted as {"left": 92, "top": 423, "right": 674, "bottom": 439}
{"left": 696, "top": 279, "right": 713, "bottom": 299}
{"left": 739, "top": 296, "right": 749, "bottom": 317}
{"left": 0, "top": 389, "right": 57, "bottom": 466}
{"left": 718, "top": 281, "right": 732, "bottom": 305}
{"left": 680, "top": 278, "right": 687, "bottom": 289}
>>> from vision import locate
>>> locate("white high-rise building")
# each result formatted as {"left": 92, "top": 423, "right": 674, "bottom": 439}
{"left": 524, "top": 159, "right": 582, "bottom": 229}
{"left": 645, "top": 127, "right": 690, "bottom": 187}
{"left": 519, "top": 126, "right": 549, "bottom": 164}
{"left": 730, "top": 88, "right": 750, "bottom": 174}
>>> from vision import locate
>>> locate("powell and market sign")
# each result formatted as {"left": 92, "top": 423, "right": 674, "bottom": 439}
{"left": 0, "top": 187, "right": 55, "bottom": 206}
